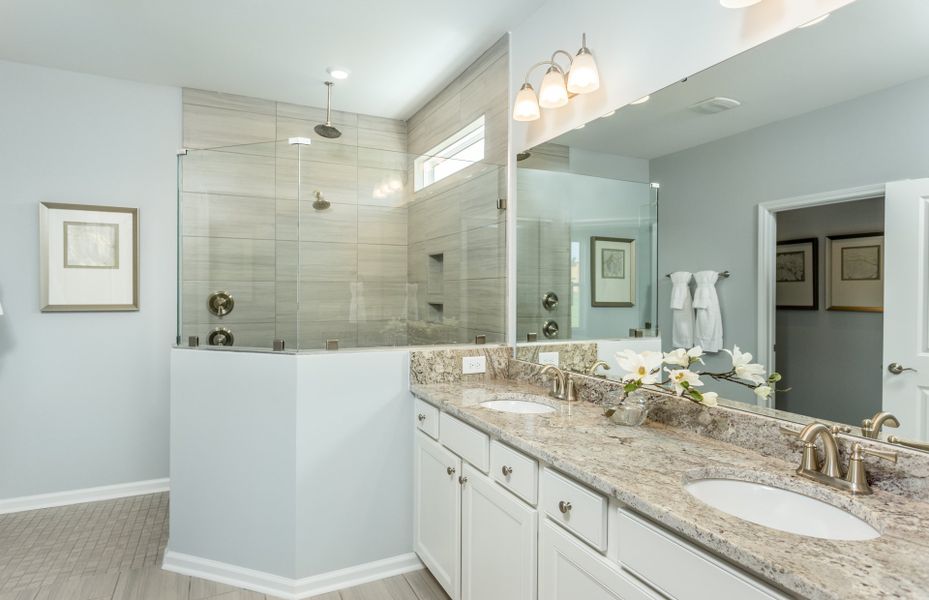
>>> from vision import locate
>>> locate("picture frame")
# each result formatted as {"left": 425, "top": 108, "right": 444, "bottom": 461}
{"left": 825, "top": 232, "right": 883, "bottom": 312}
{"left": 39, "top": 202, "right": 139, "bottom": 312}
{"left": 776, "top": 238, "right": 818, "bottom": 310}
{"left": 590, "top": 236, "right": 635, "bottom": 307}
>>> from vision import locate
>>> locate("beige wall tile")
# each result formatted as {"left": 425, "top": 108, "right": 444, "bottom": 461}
{"left": 358, "top": 244, "right": 406, "bottom": 281}
{"left": 357, "top": 147, "right": 410, "bottom": 171}
{"left": 277, "top": 102, "right": 358, "bottom": 127}
{"left": 276, "top": 158, "right": 359, "bottom": 203}
{"left": 182, "top": 280, "right": 276, "bottom": 325}
{"left": 183, "top": 103, "right": 276, "bottom": 150}
{"left": 358, "top": 205, "right": 407, "bottom": 245}
{"left": 300, "top": 241, "right": 357, "bottom": 281}
{"left": 358, "top": 127, "right": 406, "bottom": 153}
{"left": 182, "top": 237, "right": 275, "bottom": 281}
{"left": 357, "top": 167, "right": 409, "bottom": 207}
{"left": 408, "top": 195, "right": 460, "bottom": 244}
{"left": 296, "top": 320, "right": 358, "bottom": 349}
{"left": 182, "top": 193, "right": 276, "bottom": 240}
{"left": 357, "top": 319, "right": 409, "bottom": 347}
{"left": 183, "top": 88, "right": 275, "bottom": 115}
{"left": 357, "top": 114, "right": 406, "bottom": 134}
{"left": 276, "top": 116, "right": 359, "bottom": 147}
{"left": 182, "top": 150, "right": 275, "bottom": 198}
{"left": 299, "top": 202, "right": 358, "bottom": 244}
{"left": 461, "top": 224, "right": 505, "bottom": 280}
{"left": 183, "top": 321, "right": 276, "bottom": 349}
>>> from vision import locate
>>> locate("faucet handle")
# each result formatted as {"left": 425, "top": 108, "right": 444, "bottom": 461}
{"left": 831, "top": 425, "right": 852, "bottom": 435}
{"left": 853, "top": 443, "right": 898, "bottom": 464}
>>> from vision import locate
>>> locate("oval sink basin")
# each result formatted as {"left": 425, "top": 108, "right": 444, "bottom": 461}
{"left": 480, "top": 399, "right": 556, "bottom": 414}
{"left": 685, "top": 478, "right": 879, "bottom": 541}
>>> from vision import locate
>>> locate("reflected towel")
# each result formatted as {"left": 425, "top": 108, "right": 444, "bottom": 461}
{"left": 693, "top": 270, "right": 723, "bottom": 352}
{"left": 669, "top": 271, "right": 694, "bottom": 348}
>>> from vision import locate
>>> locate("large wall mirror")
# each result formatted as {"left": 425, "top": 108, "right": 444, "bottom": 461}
{"left": 513, "top": 0, "right": 929, "bottom": 452}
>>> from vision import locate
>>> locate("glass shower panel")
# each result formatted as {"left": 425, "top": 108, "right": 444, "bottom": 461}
{"left": 177, "top": 141, "right": 295, "bottom": 350}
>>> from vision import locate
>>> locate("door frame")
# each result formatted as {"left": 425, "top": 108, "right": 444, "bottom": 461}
{"left": 755, "top": 183, "right": 885, "bottom": 408}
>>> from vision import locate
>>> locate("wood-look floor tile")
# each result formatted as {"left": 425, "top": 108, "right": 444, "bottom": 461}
{"left": 189, "top": 577, "right": 242, "bottom": 599}
{"left": 0, "top": 589, "right": 38, "bottom": 600}
{"left": 199, "top": 589, "right": 266, "bottom": 600}
{"left": 33, "top": 572, "right": 119, "bottom": 600}
{"left": 339, "top": 575, "right": 417, "bottom": 600}
{"left": 304, "top": 592, "right": 341, "bottom": 600}
{"left": 403, "top": 570, "right": 449, "bottom": 600}
{"left": 112, "top": 566, "right": 190, "bottom": 600}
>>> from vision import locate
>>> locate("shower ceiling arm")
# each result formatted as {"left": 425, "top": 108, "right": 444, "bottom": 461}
{"left": 324, "top": 81, "right": 334, "bottom": 126}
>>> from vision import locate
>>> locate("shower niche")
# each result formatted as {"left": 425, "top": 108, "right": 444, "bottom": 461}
{"left": 176, "top": 88, "right": 506, "bottom": 352}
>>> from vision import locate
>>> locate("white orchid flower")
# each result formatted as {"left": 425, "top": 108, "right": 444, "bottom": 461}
{"left": 700, "top": 392, "right": 719, "bottom": 407}
{"left": 663, "top": 346, "right": 705, "bottom": 368}
{"left": 754, "top": 385, "right": 773, "bottom": 399}
{"left": 616, "top": 350, "right": 663, "bottom": 385}
{"left": 665, "top": 368, "right": 704, "bottom": 396}
{"left": 724, "top": 345, "right": 767, "bottom": 385}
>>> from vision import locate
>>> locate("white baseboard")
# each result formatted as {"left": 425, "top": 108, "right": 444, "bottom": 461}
{"left": 0, "top": 478, "right": 169, "bottom": 515}
{"left": 162, "top": 550, "right": 423, "bottom": 600}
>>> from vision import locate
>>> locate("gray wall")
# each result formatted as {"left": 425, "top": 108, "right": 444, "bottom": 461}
{"left": 652, "top": 75, "right": 929, "bottom": 403}
{"left": 775, "top": 199, "right": 884, "bottom": 424}
{"left": 0, "top": 60, "right": 180, "bottom": 499}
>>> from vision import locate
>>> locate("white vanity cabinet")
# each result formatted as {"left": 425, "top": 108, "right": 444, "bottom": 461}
{"left": 461, "top": 463, "right": 537, "bottom": 600}
{"left": 414, "top": 431, "right": 462, "bottom": 598}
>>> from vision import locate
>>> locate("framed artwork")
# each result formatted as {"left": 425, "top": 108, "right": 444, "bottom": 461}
{"left": 825, "top": 232, "right": 883, "bottom": 312}
{"left": 776, "top": 238, "right": 818, "bottom": 310}
{"left": 590, "top": 236, "right": 635, "bottom": 307}
{"left": 39, "top": 202, "right": 139, "bottom": 312}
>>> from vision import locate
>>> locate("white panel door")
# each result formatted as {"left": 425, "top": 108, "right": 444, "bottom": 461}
{"left": 883, "top": 179, "right": 929, "bottom": 439}
{"left": 414, "top": 431, "right": 461, "bottom": 600}
{"left": 460, "top": 465, "right": 537, "bottom": 600}
{"left": 539, "top": 518, "right": 660, "bottom": 600}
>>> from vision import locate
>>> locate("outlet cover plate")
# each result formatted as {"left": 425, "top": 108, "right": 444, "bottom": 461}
{"left": 462, "top": 355, "right": 487, "bottom": 374}
{"left": 538, "top": 351, "right": 559, "bottom": 366}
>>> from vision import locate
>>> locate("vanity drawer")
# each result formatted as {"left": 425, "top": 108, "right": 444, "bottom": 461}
{"left": 491, "top": 440, "right": 538, "bottom": 505}
{"left": 540, "top": 468, "right": 608, "bottom": 552}
{"left": 440, "top": 412, "right": 489, "bottom": 472}
{"left": 414, "top": 397, "right": 439, "bottom": 439}
{"left": 617, "top": 510, "right": 785, "bottom": 600}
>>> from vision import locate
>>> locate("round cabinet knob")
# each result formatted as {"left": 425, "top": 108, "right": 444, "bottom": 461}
{"left": 501, "top": 465, "right": 513, "bottom": 477}
{"left": 417, "top": 413, "right": 427, "bottom": 422}
{"left": 542, "top": 320, "right": 559, "bottom": 339}
{"left": 888, "top": 362, "right": 918, "bottom": 375}
{"left": 558, "top": 500, "right": 573, "bottom": 514}
{"left": 447, "top": 466, "right": 456, "bottom": 476}
{"left": 459, "top": 475, "right": 469, "bottom": 485}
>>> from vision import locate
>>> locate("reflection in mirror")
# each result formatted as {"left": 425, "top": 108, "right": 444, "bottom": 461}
{"left": 514, "top": 0, "right": 929, "bottom": 451}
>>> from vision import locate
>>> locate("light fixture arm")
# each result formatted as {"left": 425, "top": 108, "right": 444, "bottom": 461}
{"left": 549, "top": 49, "right": 574, "bottom": 73}
{"left": 522, "top": 60, "right": 561, "bottom": 85}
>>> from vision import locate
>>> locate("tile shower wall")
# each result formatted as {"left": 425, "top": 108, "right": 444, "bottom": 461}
{"left": 406, "top": 36, "right": 509, "bottom": 345}
{"left": 180, "top": 89, "right": 410, "bottom": 349}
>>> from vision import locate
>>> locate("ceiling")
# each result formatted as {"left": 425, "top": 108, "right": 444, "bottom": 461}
{"left": 554, "top": 0, "right": 929, "bottom": 160}
{"left": 0, "top": 0, "right": 547, "bottom": 119}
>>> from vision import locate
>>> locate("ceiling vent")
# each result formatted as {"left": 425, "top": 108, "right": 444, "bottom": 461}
{"left": 689, "top": 96, "right": 742, "bottom": 114}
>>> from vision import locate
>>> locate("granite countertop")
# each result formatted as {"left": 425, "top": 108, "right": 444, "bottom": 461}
{"left": 411, "top": 379, "right": 929, "bottom": 600}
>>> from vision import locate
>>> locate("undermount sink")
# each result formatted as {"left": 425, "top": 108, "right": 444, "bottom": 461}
{"left": 479, "top": 399, "right": 556, "bottom": 414}
{"left": 685, "top": 478, "right": 880, "bottom": 541}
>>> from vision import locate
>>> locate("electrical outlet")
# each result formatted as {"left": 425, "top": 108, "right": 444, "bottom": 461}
{"left": 462, "top": 355, "right": 487, "bottom": 374}
{"left": 538, "top": 351, "right": 559, "bottom": 366}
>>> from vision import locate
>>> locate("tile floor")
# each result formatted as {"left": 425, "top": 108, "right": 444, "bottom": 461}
{"left": 0, "top": 493, "right": 448, "bottom": 600}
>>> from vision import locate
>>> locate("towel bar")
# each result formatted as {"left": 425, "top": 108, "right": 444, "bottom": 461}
{"left": 664, "top": 270, "right": 730, "bottom": 279}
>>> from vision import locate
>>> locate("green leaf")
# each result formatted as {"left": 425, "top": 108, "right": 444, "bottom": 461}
{"left": 689, "top": 389, "right": 704, "bottom": 401}
{"left": 768, "top": 372, "right": 783, "bottom": 383}
{"left": 624, "top": 381, "right": 639, "bottom": 393}
{"left": 680, "top": 381, "right": 690, "bottom": 389}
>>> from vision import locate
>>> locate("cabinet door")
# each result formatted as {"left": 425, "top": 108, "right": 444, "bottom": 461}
{"left": 539, "top": 519, "right": 660, "bottom": 600}
{"left": 414, "top": 431, "right": 462, "bottom": 600}
{"left": 461, "top": 465, "right": 537, "bottom": 600}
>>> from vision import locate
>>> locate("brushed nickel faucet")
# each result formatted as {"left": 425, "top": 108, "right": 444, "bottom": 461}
{"left": 861, "top": 411, "right": 900, "bottom": 439}
{"left": 587, "top": 360, "right": 611, "bottom": 376}
{"left": 540, "top": 365, "right": 577, "bottom": 401}
{"left": 783, "top": 422, "right": 897, "bottom": 495}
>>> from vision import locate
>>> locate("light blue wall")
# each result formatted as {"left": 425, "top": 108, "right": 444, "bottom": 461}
{"left": 652, "top": 75, "right": 929, "bottom": 403}
{"left": 0, "top": 60, "right": 181, "bottom": 499}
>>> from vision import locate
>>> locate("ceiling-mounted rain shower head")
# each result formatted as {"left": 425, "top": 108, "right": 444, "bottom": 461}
{"left": 516, "top": 151, "right": 532, "bottom": 162}
{"left": 312, "top": 190, "right": 331, "bottom": 210}
{"left": 314, "top": 81, "right": 343, "bottom": 139}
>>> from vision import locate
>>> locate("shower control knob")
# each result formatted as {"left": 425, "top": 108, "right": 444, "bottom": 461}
{"left": 542, "top": 320, "right": 559, "bottom": 339}
{"left": 542, "top": 292, "right": 559, "bottom": 311}
{"left": 208, "top": 327, "right": 234, "bottom": 346}
{"left": 207, "top": 291, "right": 235, "bottom": 317}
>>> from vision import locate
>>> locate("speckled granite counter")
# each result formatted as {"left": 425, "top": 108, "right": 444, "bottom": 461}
{"left": 411, "top": 379, "right": 929, "bottom": 600}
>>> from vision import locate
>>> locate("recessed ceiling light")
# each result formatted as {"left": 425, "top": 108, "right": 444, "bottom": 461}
{"left": 798, "top": 13, "right": 830, "bottom": 28}
{"left": 575, "top": 124, "right": 586, "bottom": 130}
{"left": 631, "top": 95, "right": 651, "bottom": 105}
{"left": 720, "top": 0, "right": 762, "bottom": 7}
{"left": 602, "top": 110, "right": 616, "bottom": 118}
{"left": 690, "top": 97, "right": 742, "bottom": 114}
{"left": 327, "top": 67, "right": 350, "bottom": 80}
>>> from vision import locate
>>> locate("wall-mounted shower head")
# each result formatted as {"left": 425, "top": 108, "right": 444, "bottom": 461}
{"left": 312, "top": 190, "right": 331, "bottom": 210}
{"left": 516, "top": 150, "right": 532, "bottom": 162}
{"left": 314, "top": 81, "right": 342, "bottom": 139}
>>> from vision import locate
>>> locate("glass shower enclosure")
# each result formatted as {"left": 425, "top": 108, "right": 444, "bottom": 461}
{"left": 177, "top": 137, "right": 505, "bottom": 351}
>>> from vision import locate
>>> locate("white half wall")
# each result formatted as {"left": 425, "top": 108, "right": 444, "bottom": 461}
{"left": 0, "top": 60, "right": 181, "bottom": 500}
{"left": 509, "top": 0, "right": 855, "bottom": 150}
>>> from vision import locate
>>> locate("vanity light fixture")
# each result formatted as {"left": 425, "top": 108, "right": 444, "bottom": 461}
{"left": 512, "top": 33, "right": 600, "bottom": 122}
{"left": 798, "top": 13, "right": 831, "bottom": 28}
{"left": 326, "top": 67, "right": 349, "bottom": 80}
{"left": 720, "top": 0, "right": 763, "bottom": 7}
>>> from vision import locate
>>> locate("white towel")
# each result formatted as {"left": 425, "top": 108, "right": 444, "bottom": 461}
{"left": 693, "top": 270, "right": 723, "bottom": 352}
{"left": 669, "top": 271, "right": 694, "bottom": 348}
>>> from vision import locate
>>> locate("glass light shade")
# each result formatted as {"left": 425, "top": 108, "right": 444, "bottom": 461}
{"left": 538, "top": 67, "right": 569, "bottom": 109}
{"left": 512, "top": 83, "right": 541, "bottom": 121}
{"left": 566, "top": 50, "right": 600, "bottom": 94}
